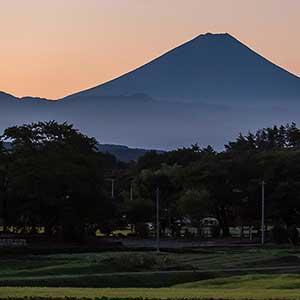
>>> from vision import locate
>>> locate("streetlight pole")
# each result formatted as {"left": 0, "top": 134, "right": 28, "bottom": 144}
{"left": 111, "top": 179, "right": 115, "bottom": 199}
{"left": 156, "top": 187, "right": 160, "bottom": 253}
{"left": 261, "top": 180, "right": 265, "bottom": 245}
{"left": 130, "top": 182, "right": 133, "bottom": 201}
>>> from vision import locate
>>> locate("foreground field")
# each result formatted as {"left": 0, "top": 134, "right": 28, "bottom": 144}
{"left": 1, "top": 247, "right": 300, "bottom": 289}
{"left": 175, "top": 274, "right": 300, "bottom": 289}
{"left": 2, "top": 275, "right": 300, "bottom": 299}
{"left": 2, "top": 252, "right": 300, "bottom": 299}
{"left": 1, "top": 247, "right": 300, "bottom": 288}
{"left": 1, "top": 285, "right": 300, "bottom": 300}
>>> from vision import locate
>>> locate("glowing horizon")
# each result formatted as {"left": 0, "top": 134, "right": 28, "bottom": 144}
{"left": 1, "top": 0, "right": 300, "bottom": 99}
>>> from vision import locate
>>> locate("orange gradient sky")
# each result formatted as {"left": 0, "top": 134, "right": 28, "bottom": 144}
{"left": 0, "top": 0, "right": 300, "bottom": 99}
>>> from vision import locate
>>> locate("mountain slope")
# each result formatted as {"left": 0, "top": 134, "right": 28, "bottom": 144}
{"left": 98, "top": 144, "right": 164, "bottom": 162}
{"left": 2, "top": 141, "right": 157, "bottom": 162}
{"left": 1, "top": 33, "right": 300, "bottom": 149}
{"left": 0, "top": 91, "right": 18, "bottom": 105}
{"left": 63, "top": 33, "right": 300, "bottom": 103}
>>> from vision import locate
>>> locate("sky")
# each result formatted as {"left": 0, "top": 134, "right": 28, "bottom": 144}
{"left": 0, "top": 0, "right": 299, "bottom": 99}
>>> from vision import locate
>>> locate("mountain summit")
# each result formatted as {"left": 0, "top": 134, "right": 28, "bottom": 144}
{"left": 1, "top": 33, "right": 300, "bottom": 149}
{"left": 63, "top": 33, "right": 300, "bottom": 103}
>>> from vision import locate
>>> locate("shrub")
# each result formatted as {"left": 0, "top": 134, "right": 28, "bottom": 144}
{"left": 272, "top": 224, "right": 288, "bottom": 244}
{"left": 135, "top": 223, "right": 150, "bottom": 238}
{"left": 101, "top": 253, "right": 171, "bottom": 272}
{"left": 287, "top": 224, "right": 300, "bottom": 245}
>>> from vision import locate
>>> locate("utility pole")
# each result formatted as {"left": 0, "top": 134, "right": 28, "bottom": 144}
{"left": 156, "top": 187, "right": 160, "bottom": 253}
{"left": 261, "top": 180, "right": 265, "bottom": 245}
{"left": 111, "top": 179, "right": 115, "bottom": 199}
{"left": 130, "top": 182, "right": 133, "bottom": 201}
{"left": 105, "top": 178, "right": 115, "bottom": 199}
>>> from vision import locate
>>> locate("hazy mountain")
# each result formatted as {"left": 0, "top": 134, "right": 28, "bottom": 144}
{"left": 2, "top": 140, "right": 156, "bottom": 162}
{"left": 63, "top": 33, "right": 300, "bottom": 104}
{"left": 0, "top": 91, "right": 17, "bottom": 101}
{"left": 1, "top": 33, "right": 300, "bottom": 149}
{"left": 98, "top": 144, "right": 163, "bottom": 162}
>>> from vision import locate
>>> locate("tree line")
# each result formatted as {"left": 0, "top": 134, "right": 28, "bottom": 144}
{"left": 1, "top": 121, "right": 300, "bottom": 243}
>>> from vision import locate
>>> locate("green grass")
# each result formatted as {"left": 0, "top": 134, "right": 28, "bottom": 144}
{"left": 0, "top": 272, "right": 212, "bottom": 288}
{"left": 1, "top": 248, "right": 300, "bottom": 288}
{"left": 175, "top": 274, "right": 300, "bottom": 289}
{"left": 0, "top": 252, "right": 176, "bottom": 277}
{"left": 1, "top": 248, "right": 300, "bottom": 276}
{"left": 2, "top": 252, "right": 300, "bottom": 299}
{"left": 1, "top": 286, "right": 300, "bottom": 299}
{"left": 3, "top": 275, "right": 300, "bottom": 299}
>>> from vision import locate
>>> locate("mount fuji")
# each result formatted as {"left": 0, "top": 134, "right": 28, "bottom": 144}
{"left": 1, "top": 33, "right": 300, "bottom": 149}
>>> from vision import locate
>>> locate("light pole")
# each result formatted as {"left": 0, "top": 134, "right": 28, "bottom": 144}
{"left": 261, "top": 180, "right": 265, "bottom": 245}
{"left": 106, "top": 178, "right": 115, "bottom": 199}
{"left": 156, "top": 187, "right": 160, "bottom": 253}
{"left": 111, "top": 179, "right": 115, "bottom": 199}
{"left": 130, "top": 182, "right": 133, "bottom": 201}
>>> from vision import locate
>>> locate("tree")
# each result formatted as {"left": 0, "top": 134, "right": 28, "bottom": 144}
{"left": 225, "top": 124, "right": 300, "bottom": 152}
{"left": 0, "top": 141, "right": 10, "bottom": 231}
{"left": 1, "top": 121, "right": 117, "bottom": 242}
{"left": 177, "top": 188, "right": 211, "bottom": 228}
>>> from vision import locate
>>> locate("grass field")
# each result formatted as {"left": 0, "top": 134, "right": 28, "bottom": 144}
{"left": 1, "top": 248, "right": 300, "bottom": 288}
{"left": 1, "top": 247, "right": 300, "bottom": 277}
{"left": 175, "top": 274, "right": 300, "bottom": 289}
{"left": 2, "top": 247, "right": 300, "bottom": 298}
{"left": 2, "top": 274, "right": 300, "bottom": 299}
{"left": 1, "top": 284, "right": 300, "bottom": 299}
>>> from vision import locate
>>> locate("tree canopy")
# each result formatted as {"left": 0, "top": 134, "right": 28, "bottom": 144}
{"left": 1, "top": 121, "right": 300, "bottom": 243}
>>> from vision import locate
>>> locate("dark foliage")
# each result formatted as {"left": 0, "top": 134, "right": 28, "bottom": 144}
{"left": 0, "top": 121, "right": 118, "bottom": 242}
{"left": 2, "top": 122, "right": 300, "bottom": 243}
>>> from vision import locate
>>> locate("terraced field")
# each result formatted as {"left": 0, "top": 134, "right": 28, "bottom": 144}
{"left": 1, "top": 282, "right": 300, "bottom": 300}
{"left": 1, "top": 247, "right": 300, "bottom": 280}
{"left": 1, "top": 247, "right": 300, "bottom": 299}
